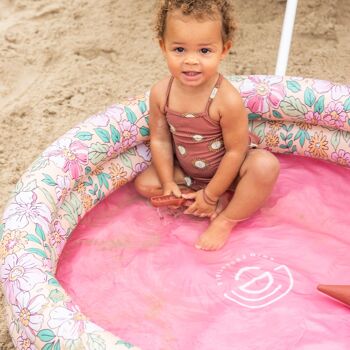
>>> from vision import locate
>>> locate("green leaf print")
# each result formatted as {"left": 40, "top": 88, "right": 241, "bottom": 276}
{"left": 120, "top": 153, "right": 133, "bottom": 169}
{"left": 89, "top": 143, "right": 109, "bottom": 165}
{"left": 38, "top": 187, "right": 56, "bottom": 211}
{"left": 64, "top": 213, "right": 76, "bottom": 227}
{"left": 116, "top": 340, "right": 134, "bottom": 348}
{"left": 53, "top": 340, "right": 61, "bottom": 350}
{"left": 140, "top": 126, "right": 150, "bottom": 136}
{"left": 42, "top": 174, "right": 57, "bottom": 186}
{"left": 125, "top": 106, "right": 137, "bottom": 124}
{"left": 70, "top": 192, "right": 82, "bottom": 215}
{"left": 341, "top": 130, "right": 350, "bottom": 143}
{"left": 31, "top": 157, "right": 49, "bottom": 172}
{"left": 66, "top": 339, "right": 84, "bottom": 350}
{"left": 110, "top": 124, "right": 121, "bottom": 144}
{"left": 280, "top": 96, "right": 308, "bottom": 117}
{"left": 138, "top": 100, "right": 148, "bottom": 114}
{"left": 304, "top": 87, "right": 316, "bottom": 107}
{"left": 125, "top": 148, "right": 136, "bottom": 157}
{"left": 87, "top": 334, "right": 106, "bottom": 350}
{"left": 26, "top": 248, "right": 48, "bottom": 259}
{"left": 61, "top": 192, "right": 82, "bottom": 226}
{"left": 282, "top": 124, "right": 294, "bottom": 133}
{"left": 49, "top": 289, "right": 65, "bottom": 303}
{"left": 35, "top": 224, "right": 46, "bottom": 241}
{"left": 22, "top": 179, "right": 38, "bottom": 192}
{"left": 314, "top": 96, "right": 325, "bottom": 113}
{"left": 331, "top": 130, "right": 341, "bottom": 151}
{"left": 95, "top": 128, "right": 111, "bottom": 143}
{"left": 97, "top": 173, "right": 111, "bottom": 190}
{"left": 85, "top": 166, "right": 92, "bottom": 175}
{"left": 41, "top": 343, "right": 54, "bottom": 350}
{"left": 272, "top": 110, "right": 283, "bottom": 119}
{"left": 38, "top": 329, "right": 56, "bottom": 342}
{"left": 252, "top": 121, "right": 266, "bottom": 140}
{"left": 294, "top": 129, "right": 310, "bottom": 148}
{"left": 48, "top": 278, "right": 60, "bottom": 286}
{"left": 26, "top": 234, "right": 42, "bottom": 245}
{"left": 61, "top": 201, "right": 75, "bottom": 219}
{"left": 286, "top": 80, "right": 301, "bottom": 93}
{"left": 344, "top": 97, "right": 350, "bottom": 112}
{"left": 248, "top": 113, "right": 261, "bottom": 121}
{"left": 75, "top": 131, "right": 93, "bottom": 141}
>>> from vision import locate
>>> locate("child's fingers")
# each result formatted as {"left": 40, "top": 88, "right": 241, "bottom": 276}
{"left": 184, "top": 202, "right": 197, "bottom": 215}
{"left": 172, "top": 186, "right": 182, "bottom": 197}
{"left": 182, "top": 192, "right": 197, "bottom": 199}
{"left": 210, "top": 212, "right": 218, "bottom": 221}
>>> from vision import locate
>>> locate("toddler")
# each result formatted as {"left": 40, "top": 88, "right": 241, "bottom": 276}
{"left": 135, "top": 0, "right": 280, "bottom": 250}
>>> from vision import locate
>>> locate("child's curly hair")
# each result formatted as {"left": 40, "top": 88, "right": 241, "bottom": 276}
{"left": 155, "top": 0, "right": 236, "bottom": 43}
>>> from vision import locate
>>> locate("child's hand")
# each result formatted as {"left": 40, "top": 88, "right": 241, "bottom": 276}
{"left": 162, "top": 181, "right": 182, "bottom": 197}
{"left": 182, "top": 190, "right": 217, "bottom": 218}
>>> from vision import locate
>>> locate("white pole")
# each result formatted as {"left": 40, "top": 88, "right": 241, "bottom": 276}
{"left": 275, "top": 0, "right": 298, "bottom": 76}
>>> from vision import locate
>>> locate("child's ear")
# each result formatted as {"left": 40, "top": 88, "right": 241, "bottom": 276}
{"left": 221, "top": 40, "right": 232, "bottom": 60}
{"left": 159, "top": 39, "right": 166, "bottom": 54}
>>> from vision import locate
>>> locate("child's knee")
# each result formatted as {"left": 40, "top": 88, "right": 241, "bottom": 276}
{"left": 250, "top": 151, "right": 280, "bottom": 183}
{"left": 134, "top": 174, "right": 149, "bottom": 196}
{"left": 134, "top": 173, "right": 160, "bottom": 197}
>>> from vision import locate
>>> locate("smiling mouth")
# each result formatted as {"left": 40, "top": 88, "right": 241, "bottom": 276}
{"left": 183, "top": 71, "right": 201, "bottom": 76}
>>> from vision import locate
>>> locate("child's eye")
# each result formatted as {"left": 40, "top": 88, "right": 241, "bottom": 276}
{"left": 174, "top": 47, "right": 184, "bottom": 53}
{"left": 200, "top": 48, "right": 211, "bottom": 54}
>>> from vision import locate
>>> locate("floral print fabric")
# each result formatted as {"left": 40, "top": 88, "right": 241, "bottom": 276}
{"left": 1, "top": 76, "right": 350, "bottom": 349}
{"left": 229, "top": 76, "right": 350, "bottom": 167}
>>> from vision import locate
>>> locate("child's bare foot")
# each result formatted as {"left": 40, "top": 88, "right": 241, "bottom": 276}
{"left": 195, "top": 214, "right": 238, "bottom": 251}
{"left": 210, "top": 191, "right": 233, "bottom": 221}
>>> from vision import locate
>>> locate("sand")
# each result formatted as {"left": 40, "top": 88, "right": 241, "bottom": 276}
{"left": 0, "top": 0, "right": 349, "bottom": 347}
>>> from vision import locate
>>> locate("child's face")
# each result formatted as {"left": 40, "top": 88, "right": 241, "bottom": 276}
{"left": 159, "top": 10, "right": 231, "bottom": 87}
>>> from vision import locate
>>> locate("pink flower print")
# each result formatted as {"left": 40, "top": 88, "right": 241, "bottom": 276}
{"left": 48, "top": 302, "right": 101, "bottom": 340}
{"left": 44, "top": 138, "right": 88, "bottom": 180}
{"left": 132, "top": 162, "right": 149, "bottom": 177}
{"left": 322, "top": 102, "right": 347, "bottom": 129}
{"left": 240, "top": 76, "right": 286, "bottom": 114}
{"left": 136, "top": 142, "right": 151, "bottom": 162}
{"left": 87, "top": 105, "right": 125, "bottom": 126}
{"left": 0, "top": 230, "right": 28, "bottom": 256}
{"left": 13, "top": 292, "right": 46, "bottom": 341}
{"left": 17, "top": 333, "right": 35, "bottom": 350}
{"left": 313, "top": 80, "right": 350, "bottom": 100}
{"left": 3, "top": 191, "right": 51, "bottom": 231}
{"left": 304, "top": 111, "right": 322, "bottom": 126}
{"left": 107, "top": 144, "right": 120, "bottom": 157}
{"left": 1, "top": 254, "right": 47, "bottom": 304}
{"left": 331, "top": 149, "right": 350, "bottom": 167}
{"left": 55, "top": 175, "right": 71, "bottom": 203}
{"left": 49, "top": 221, "right": 67, "bottom": 255}
{"left": 120, "top": 121, "right": 138, "bottom": 148}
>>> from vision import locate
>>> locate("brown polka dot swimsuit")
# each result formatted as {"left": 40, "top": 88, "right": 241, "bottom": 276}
{"left": 164, "top": 74, "right": 258, "bottom": 190}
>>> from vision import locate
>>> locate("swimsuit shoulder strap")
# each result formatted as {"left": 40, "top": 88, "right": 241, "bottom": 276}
{"left": 204, "top": 74, "right": 223, "bottom": 113}
{"left": 164, "top": 76, "right": 174, "bottom": 111}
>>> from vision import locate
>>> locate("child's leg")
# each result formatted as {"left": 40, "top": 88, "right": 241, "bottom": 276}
{"left": 196, "top": 149, "right": 280, "bottom": 251}
{"left": 134, "top": 164, "right": 187, "bottom": 198}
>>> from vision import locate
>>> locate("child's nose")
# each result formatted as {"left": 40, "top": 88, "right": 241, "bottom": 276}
{"left": 184, "top": 54, "right": 199, "bottom": 65}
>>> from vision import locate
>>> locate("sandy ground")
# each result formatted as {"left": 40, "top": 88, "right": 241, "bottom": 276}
{"left": 0, "top": 0, "right": 349, "bottom": 347}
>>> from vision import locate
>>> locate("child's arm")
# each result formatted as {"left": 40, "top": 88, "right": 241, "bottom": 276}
{"left": 149, "top": 81, "right": 181, "bottom": 197}
{"left": 204, "top": 84, "right": 249, "bottom": 201}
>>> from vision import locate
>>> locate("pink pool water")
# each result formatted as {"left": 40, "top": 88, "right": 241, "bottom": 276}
{"left": 56, "top": 154, "right": 350, "bottom": 349}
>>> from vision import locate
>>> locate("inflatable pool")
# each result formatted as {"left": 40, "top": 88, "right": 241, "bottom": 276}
{"left": 1, "top": 75, "right": 350, "bottom": 349}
